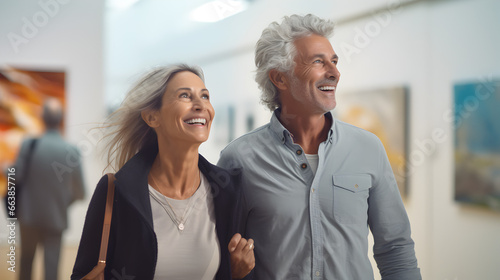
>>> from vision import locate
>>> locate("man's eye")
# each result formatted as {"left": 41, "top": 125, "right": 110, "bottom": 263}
{"left": 202, "top": 94, "right": 210, "bottom": 100}
{"left": 313, "top": 60, "right": 322, "bottom": 63}
{"left": 180, "top": 93, "right": 189, "bottom": 98}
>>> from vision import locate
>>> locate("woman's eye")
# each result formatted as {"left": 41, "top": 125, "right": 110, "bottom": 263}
{"left": 179, "top": 93, "right": 189, "bottom": 98}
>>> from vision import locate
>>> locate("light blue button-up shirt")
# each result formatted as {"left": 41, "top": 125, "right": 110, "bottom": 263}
{"left": 218, "top": 111, "right": 421, "bottom": 280}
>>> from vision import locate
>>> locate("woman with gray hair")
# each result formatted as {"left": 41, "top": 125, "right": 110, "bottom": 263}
{"left": 72, "top": 64, "right": 254, "bottom": 280}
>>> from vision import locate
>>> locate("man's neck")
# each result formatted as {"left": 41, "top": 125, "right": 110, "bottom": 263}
{"left": 277, "top": 108, "right": 331, "bottom": 154}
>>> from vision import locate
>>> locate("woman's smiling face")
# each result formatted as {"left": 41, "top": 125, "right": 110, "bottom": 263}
{"left": 146, "top": 71, "right": 215, "bottom": 145}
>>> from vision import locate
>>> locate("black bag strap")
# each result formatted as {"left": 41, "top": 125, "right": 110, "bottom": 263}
{"left": 22, "top": 138, "right": 38, "bottom": 183}
{"left": 4, "top": 138, "right": 38, "bottom": 219}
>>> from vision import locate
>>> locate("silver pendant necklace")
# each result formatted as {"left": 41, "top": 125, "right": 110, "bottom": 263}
{"left": 150, "top": 171, "right": 199, "bottom": 231}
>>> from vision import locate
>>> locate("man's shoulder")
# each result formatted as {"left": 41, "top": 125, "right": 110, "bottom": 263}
{"left": 56, "top": 139, "right": 81, "bottom": 154}
{"left": 335, "top": 119, "right": 380, "bottom": 140}
{"left": 40, "top": 133, "right": 82, "bottom": 157}
{"left": 221, "top": 123, "right": 272, "bottom": 153}
{"left": 334, "top": 119, "right": 384, "bottom": 151}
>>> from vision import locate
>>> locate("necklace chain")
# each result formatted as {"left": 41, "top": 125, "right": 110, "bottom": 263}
{"left": 150, "top": 171, "right": 199, "bottom": 231}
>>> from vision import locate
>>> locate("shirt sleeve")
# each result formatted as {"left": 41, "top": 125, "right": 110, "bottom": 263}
{"left": 218, "top": 148, "right": 249, "bottom": 236}
{"left": 368, "top": 139, "right": 421, "bottom": 280}
{"left": 218, "top": 149, "right": 255, "bottom": 280}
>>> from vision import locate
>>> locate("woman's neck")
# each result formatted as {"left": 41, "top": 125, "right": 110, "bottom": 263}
{"left": 149, "top": 140, "right": 201, "bottom": 199}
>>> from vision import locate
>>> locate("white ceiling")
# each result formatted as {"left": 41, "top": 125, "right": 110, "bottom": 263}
{"left": 105, "top": 0, "right": 401, "bottom": 78}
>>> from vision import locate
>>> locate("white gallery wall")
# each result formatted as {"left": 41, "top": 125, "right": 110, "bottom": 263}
{"left": 0, "top": 0, "right": 105, "bottom": 247}
{"left": 0, "top": 0, "right": 499, "bottom": 279}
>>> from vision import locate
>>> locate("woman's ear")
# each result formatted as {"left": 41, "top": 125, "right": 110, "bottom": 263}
{"left": 269, "top": 69, "right": 289, "bottom": 91}
{"left": 141, "top": 110, "right": 160, "bottom": 128}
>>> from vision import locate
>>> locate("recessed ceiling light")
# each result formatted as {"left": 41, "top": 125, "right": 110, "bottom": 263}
{"left": 107, "top": 0, "right": 141, "bottom": 10}
{"left": 190, "top": 0, "right": 248, "bottom": 22}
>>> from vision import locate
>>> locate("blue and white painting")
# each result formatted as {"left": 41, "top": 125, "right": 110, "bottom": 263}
{"left": 454, "top": 80, "right": 500, "bottom": 211}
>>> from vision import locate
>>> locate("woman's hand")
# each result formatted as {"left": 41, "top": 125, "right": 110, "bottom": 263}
{"left": 228, "top": 233, "right": 255, "bottom": 279}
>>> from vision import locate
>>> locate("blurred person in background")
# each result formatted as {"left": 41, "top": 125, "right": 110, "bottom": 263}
{"left": 16, "top": 97, "right": 85, "bottom": 280}
{"left": 71, "top": 64, "right": 254, "bottom": 280}
{"left": 218, "top": 14, "right": 421, "bottom": 279}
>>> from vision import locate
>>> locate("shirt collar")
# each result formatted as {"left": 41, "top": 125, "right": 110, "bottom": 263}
{"left": 269, "top": 109, "right": 335, "bottom": 145}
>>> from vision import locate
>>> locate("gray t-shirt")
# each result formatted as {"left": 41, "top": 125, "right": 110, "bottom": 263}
{"left": 305, "top": 153, "right": 319, "bottom": 176}
{"left": 149, "top": 173, "right": 220, "bottom": 280}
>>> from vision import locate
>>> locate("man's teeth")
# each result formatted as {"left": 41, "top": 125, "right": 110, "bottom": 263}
{"left": 185, "top": 118, "right": 206, "bottom": 125}
{"left": 318, "top": 86, "right": 336, "bottom": 91}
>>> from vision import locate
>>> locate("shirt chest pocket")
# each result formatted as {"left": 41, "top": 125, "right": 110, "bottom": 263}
{"left": 332, "top": 174, "right": 371, "bottom": 225}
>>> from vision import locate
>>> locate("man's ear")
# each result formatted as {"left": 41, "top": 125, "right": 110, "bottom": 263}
{"left": 269, "top": 69, "right": 289, "bottom": 90}
{"left": 141, "top": 110, "right": 160, "bottom": 128}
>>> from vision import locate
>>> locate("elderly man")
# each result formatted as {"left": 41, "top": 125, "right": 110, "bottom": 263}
{"left": 16, "top": 98, "right": 85, "bottom": 280}
{"left": 218, "top": 14, "right": 421, "bottom": 280}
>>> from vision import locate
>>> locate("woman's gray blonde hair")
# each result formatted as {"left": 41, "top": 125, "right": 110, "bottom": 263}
{"left": 255, "top": 14, "right": 335, "bottom": 111}
{"left": 102, "top": 64, "right": 204, "bottom": 170}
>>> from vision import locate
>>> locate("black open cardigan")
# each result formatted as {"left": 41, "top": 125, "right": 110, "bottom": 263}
{"left": 71, "top": 145, "right": 248, "bottom": 279}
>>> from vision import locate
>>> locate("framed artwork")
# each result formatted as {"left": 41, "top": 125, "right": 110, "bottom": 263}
{"left": 213, "top": 103, "right": 257, "bottom": 145}
{"left": 454, "top": 80, "right": 500, "bottom": 211}
{"left": 0, "top": 67, "right": 66, "bottom": 196}
{"left": 213, "top": 104, "right": 235, "bottom": 145}
{"left": 334, "top": 86, "right": 409, "bottom": 197}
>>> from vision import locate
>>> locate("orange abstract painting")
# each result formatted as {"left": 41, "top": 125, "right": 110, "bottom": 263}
{"left": 0, "top": 67, "right": 65, "bottom": 196}
{"left": 334, "top": 87, "right": 408, "bottom": 197}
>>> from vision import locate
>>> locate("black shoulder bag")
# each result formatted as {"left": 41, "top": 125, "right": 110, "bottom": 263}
{"left": 4, "top": 138, "right": 38, "bottom": 218}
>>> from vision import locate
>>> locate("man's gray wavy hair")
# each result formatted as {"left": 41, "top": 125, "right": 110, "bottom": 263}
{"left": 255, "top": 14, "right": 335, "bottom": 111}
